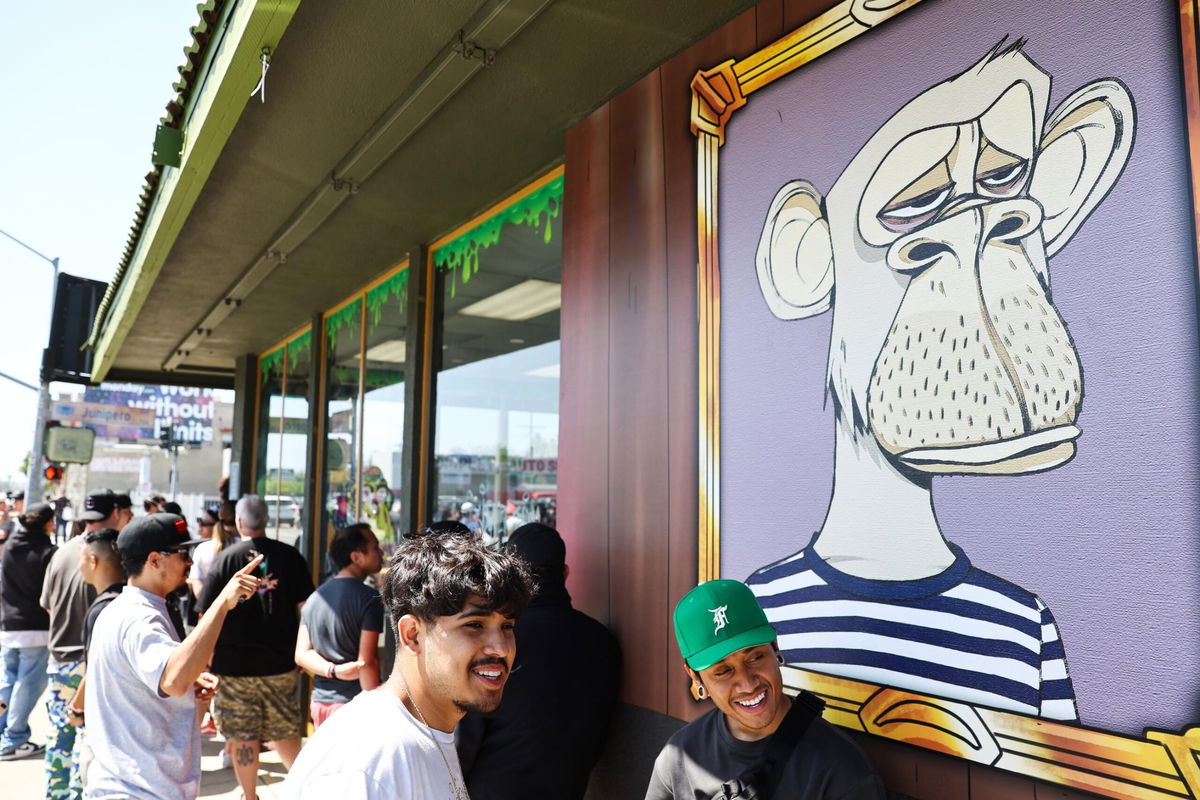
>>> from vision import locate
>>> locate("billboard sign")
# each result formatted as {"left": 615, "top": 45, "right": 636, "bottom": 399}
{"left": 84, "top": 383, "right": 216, "bottom": 444}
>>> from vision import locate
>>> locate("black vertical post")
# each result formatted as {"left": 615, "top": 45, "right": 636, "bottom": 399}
{"left": 304, "top": 314, "right": 325, "bottom": 581}
{"left": 401, "top": 245, "right": 438, "bottom": 537}
{"left": 231, "top": 353, "right": 257, "bottom": 500}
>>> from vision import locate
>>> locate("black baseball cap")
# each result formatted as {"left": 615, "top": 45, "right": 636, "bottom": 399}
{"left": 117, "top": 513, "right": 204, "bottom": 561}
{"left": 82, "top": 490, "right": 134, "bottom": 521}
{"left": 82, "top": 491, "right": 117, "bottom": 521}
{"left": 506, "top": 522, "right": 566, "bottom": 569}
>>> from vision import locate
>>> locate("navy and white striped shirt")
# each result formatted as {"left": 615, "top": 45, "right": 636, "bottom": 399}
{"left": 746, "top": 541, "right": 1078, "bottom": 721}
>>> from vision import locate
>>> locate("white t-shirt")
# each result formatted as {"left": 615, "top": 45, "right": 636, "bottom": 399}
{"left": 283, "top": 688, "right": 466, "bottom": 800}
{"left": 188, "top": 539, "right": 217, "bottom": 583}
{"left": 84, "top": 585, "right": 199, "bottom": 800}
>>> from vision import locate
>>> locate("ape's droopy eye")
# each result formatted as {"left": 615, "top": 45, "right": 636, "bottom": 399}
{"left": 877, "top": 160, "right": 954, "bottom": 234}
{"left": 878, "top": 182, "right": 953, "bottom": 234}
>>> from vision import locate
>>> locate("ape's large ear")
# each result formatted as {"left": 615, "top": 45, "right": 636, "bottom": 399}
{"left": 1030, "top": 79, "right": 1135, "bottom": 257}
{"left": 756, "top": 180, "right": 834, "bottom": 320}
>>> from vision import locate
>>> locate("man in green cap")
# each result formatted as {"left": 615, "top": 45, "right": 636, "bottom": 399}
{"left": 645, "top": 579, "right": 883, "bottom": 799}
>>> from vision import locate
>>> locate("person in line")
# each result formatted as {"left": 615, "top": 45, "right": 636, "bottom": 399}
{"left": 283, "top": 531, "right": 535, "bottom": 799}
{"left": 645, "top": 580, "right": 884, "bottom": 799}
{"left": 51, "top": 494, "right": 71, "bottom": 545}
{"left": 457, "top": 522, "right": 620, "bottom": 800}
{"left": 39, "top": 488, "right": 133, "bottom": 798}
{"left": 294, "top": 524, "right": 384, "bottom": 728}
{"left": 67, "top": 527, "right": 125, "bottom": 785}
{"left": 1, "top": 492, "right": 26, "bottom": 551}
{"left": 0, "top": 496, "right": 9, "bottom": 560}
{"left": 0, "top": 502, "right": 55, "bottom": 760}
{"left": 186, "top": 506, "right": 233, "bottom": 601}
{"left": 142, "top": 494, "right": 167, "bottom": 515}
{"left": 197, "top": 495, "right": 313, "bottom": 799}
{"left": 85, "top": 513, "right": 263, "bottom": 800}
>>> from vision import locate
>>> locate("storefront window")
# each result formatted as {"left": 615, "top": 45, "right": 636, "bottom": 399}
{"left": 254, "top": 326, "right": 311, "bottom": 544}
{"left": 274, "top": 331, "right": 311, "bottom": 540}
{"left": 360, "top": 269, "right": 408, "bottom": 546}
{"left": 431, "top": 169, "right": 563, "bottom": 544}
{"left": 323, "top": 299, "right": 363, "bottom": 544}
{"left": 254, "top": 346, "right": 284, "bottom": 500}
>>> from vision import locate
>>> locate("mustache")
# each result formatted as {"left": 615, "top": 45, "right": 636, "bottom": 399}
{"left": 468, "top": 657, "right": 509, "bottom": 672}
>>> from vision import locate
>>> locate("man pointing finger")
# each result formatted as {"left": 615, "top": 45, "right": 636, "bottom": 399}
{"left": 83, "top": 514, "right": 263, "bottom": 800}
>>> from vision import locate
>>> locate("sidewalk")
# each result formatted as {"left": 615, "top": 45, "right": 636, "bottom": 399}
{"left": 0, "top": 685, "right": 290, "bottom": 798}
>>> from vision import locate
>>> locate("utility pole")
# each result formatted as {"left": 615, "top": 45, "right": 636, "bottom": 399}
{"left": 1, "top": 228, "right": 59, "bottom": 503}
{"left": 161, "top": 419, "right": 180, "bottom": 500}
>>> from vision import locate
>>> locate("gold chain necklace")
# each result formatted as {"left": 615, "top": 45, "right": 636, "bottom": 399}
{"left": 397, "top": 675, "right": 469, "bottom": 800}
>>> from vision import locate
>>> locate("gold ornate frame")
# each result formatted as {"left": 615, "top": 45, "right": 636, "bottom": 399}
{"left": 692, "top": 0, "right": 1200, "bottom": 796}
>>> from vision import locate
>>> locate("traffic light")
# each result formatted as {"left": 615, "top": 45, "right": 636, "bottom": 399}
{"left": 159, "top": 426, "right": 173, "bottom": 451}
{"left": 43, "top": 464, "right": 63, "bottom": 482}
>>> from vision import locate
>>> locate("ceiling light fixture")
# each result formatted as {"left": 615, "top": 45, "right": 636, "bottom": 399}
{"left": 459, "top": 279, "right": 560, "bottom": 321}
{"left": 364, "top": 339, "right": 406, "bottom": 363}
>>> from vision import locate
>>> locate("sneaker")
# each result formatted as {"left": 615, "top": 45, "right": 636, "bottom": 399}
{"left": 0, "top": 741, "right": 46, "bottom": 761}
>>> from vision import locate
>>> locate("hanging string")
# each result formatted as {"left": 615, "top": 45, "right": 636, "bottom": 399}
{"left": 251, "top": 47, "right": 271, "bottom": 103}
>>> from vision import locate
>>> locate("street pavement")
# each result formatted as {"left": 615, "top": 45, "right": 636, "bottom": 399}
{"left": 1, "top": 684, "right": 291, "bottom": 798}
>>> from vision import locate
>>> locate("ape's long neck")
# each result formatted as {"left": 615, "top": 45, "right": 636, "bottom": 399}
{"left": 812, "top": 419, "right": 957, "bottom": 580}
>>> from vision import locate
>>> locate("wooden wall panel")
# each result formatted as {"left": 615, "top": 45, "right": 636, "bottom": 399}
{"left": 755, "top": 0, "right": 785, "bottom": 48}
{"left": 968, "top": 765, "right": 1038, "bottom": 800}
{"left": 607, "top": 69, "right": 672, "bottom": 713}
{"left": 659, "top": 6, "right": 758, "bottom": 723}
{"left": 783, "top": 0, "right": 843, "bottom": 31}
{"left": 561, "top": 105, "right": 613, "bottom": 625}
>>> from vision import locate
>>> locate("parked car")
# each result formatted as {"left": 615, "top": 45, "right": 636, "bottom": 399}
{"left": 264, "top": 494, "right": 297, "bottom": 526}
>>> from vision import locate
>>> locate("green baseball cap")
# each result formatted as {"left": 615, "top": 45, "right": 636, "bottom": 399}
{"left": 673, "top": 580, "right": 778, "bottom": 672}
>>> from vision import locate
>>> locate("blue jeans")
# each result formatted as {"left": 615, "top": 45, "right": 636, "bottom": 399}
{"left": 0, "top": 644, "right": 50, "bottom": 750}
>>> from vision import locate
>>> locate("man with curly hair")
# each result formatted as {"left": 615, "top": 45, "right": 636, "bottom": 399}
{"left": 284, "top": 530, "right": 534, "bottom": 800}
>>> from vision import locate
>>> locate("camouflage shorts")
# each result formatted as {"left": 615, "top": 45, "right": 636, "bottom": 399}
{"left": 212, "top": 672, "right": 303, "bottom": 742}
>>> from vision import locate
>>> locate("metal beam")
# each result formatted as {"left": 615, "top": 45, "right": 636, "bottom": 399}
{"left": 161, "top": 0, "right": 555, "bottom": 372}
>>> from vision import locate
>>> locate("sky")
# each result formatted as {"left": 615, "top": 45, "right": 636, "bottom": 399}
{"left": 0, "top": 4, "right": 200, "bottom": 486}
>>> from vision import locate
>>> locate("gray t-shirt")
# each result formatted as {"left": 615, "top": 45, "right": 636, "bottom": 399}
{"left": 301, "top": 576, "right": 384, "bottom": 703}
{"left": 645, "top": 701, "right": 885, "bottom": 800}
{"left": 40, "top": 535, "right": 96, "bottom": 663}
{"left": 84, "top": 585, "right": 200, "bottom": 800}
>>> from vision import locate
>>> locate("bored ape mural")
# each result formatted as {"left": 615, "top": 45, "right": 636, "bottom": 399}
{"left": 744, "top": 41, "right": 1134, "bottom": 722}
{"left": 698, "top": 0, "right": 1200, "bottom": 793}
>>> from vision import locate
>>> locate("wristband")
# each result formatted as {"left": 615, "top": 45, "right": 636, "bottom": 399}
{"left": 326, "top": 662, "right": 336, "bottom": 679}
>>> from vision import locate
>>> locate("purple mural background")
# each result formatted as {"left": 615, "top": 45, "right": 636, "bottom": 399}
{"left": 718, "top": 0, "right": 1200, "bottom": 735}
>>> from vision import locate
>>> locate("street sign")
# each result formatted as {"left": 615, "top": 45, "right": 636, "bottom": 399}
{"left": 50, "top": 401, "right": 156, "bottom": 441}
{"left": 44, "top": 426, "right": 95, "bottom": 464}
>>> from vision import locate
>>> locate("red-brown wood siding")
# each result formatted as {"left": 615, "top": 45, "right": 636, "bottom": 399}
{"left": 561, "top": 103, "right": 611, "bottom": 625}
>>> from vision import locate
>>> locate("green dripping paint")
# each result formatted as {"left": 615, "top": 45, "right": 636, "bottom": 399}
{"left": 432, "top": 174, "right": 563, "bottom": 298}
{"left": 325, "top": 300, "right": 362, "bottom": 353}
{"left": 365, "top": 269, "right": 409, "bottom": 333}
{"left": 259, "top": 347, "right": 284, "bottom": 384}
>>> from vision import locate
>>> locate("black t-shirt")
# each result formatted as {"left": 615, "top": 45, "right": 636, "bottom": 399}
{"left": 457, "top": 583, "right": 620, "bottom": 800}
{"left": 197, "top": 537, "right": 314, "bottom": 676}
{"left": 644, "top": 698, "right": 885, "bottom": 800}
{"left": 301, "top": 576, "right": 384, "bottom": 703}
{"left": 84, "top": 582, "right": 125, "bottom": 660}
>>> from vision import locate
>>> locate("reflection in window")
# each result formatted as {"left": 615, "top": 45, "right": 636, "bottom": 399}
{"left": 432, "top": 170, "right": 562, "bottom": 544}
{"left": 360, "top": 269, "right": 408, "bottom": 546}
{"left": 323, "top": 300, "right": 362, "bottom": 547}
{"left": 276, "top": 332, "right": 311, "bottom": 540}
{"left": 255, "top": 347, "right": 284, "bottom": 501}
{"left": 254, "top": 327, "right": 311, "bottom": 545}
